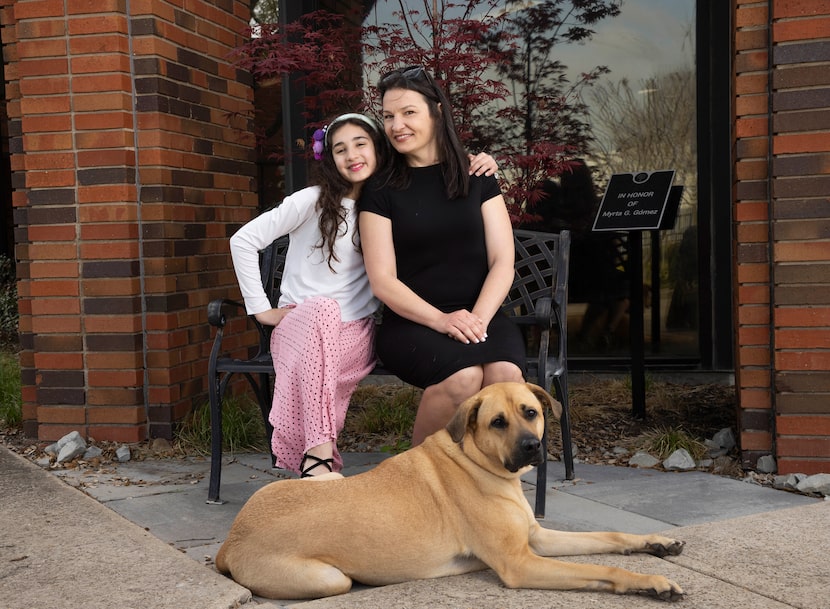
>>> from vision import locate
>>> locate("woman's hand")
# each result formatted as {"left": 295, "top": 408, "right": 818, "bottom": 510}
{"left": 468, "top": 152, "right": 499, "bottom": 177}
{"left": 254, "top": 305, "right": 295, "bottom": 327}
{"left": 441, "top": 309, "right": 487, "bottom": 344}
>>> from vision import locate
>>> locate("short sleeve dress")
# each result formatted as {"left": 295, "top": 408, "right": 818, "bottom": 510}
{"left": 358, "top": 165, "right": 527, "bottom": 388}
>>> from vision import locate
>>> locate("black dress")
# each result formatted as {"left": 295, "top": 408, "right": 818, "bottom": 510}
{"left": 358, "top": 165, "right": 526, "bottom": 388}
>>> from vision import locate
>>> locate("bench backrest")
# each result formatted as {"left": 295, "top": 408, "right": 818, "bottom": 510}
{"left": 508, "top": 229, "right": 570, "bottom": 386}
{"left": 259, "top": 229, "right": 569, "bottom": 386}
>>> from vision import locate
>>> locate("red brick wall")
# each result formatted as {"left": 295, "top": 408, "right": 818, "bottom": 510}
{"left": 769, "top": 0, "right": 830, "bottom": 474}
{"left": 2, "top": 0, "right": 258, "bottom": 442}
{"left": 734, "top": 0, "right": 775, "bottom": 469}
{"left": 734, "top": 0, "right": 830, "bottom": 474}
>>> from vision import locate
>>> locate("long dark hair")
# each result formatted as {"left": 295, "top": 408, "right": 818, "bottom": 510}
{"left": 378, "top": 66, "right": 470, "bottom": 199}
{"left": 312, "top": 114, "right": 387, "bottom": 271}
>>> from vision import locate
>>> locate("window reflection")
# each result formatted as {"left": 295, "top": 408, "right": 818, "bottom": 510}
{"left": 566, "top": 0, "right": 698, "bottom": 361}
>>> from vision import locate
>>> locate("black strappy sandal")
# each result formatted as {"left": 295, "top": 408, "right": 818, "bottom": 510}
{"left": 300, "top": 453, "right": 334, "bottom": 478}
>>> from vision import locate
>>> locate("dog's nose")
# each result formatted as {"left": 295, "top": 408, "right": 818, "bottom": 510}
{"left": 521, "top": 437, "right": 541, "bottom": 455}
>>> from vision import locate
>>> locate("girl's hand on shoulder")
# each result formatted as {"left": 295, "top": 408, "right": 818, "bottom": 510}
{"left": 468, "top": 152, "right": 499, "bottom": 177}
{"left": 254, "top": 305, "right": 295, "bottom": 327}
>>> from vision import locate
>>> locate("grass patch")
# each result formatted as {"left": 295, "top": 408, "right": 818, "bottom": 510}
{"left": 346, "top": 384, "right": 421, "bottom": 453}
{"left": 177, "top": 395, "right": 268, "bottom": 455}
{"left": 347, "top": 384, "right": 419, "bottom": 436}
{"left": 0, "top": 255, "right": 18, "bottom": 350}
{"left": 0, "top": 351, "right": 22, "bottom": 427}
{"left": 638, "top": 425, "right": 708, "bottom": 461}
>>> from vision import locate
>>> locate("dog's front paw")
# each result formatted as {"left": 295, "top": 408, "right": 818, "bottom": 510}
{"left": 645, "top": 539, "right": 685, "bottom": 558}
{"left": 635, "top": 576, "right": 684, "bottom": 602}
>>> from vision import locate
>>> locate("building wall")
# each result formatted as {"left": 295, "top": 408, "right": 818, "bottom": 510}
{"left": 2, "top": 0, "right": 829, "bottom": 471}
{"left": 734, "top": 0, "right": 830, "bottom": 474}
{"left": 1, "top": 0, "right": 258, "bottom": 442}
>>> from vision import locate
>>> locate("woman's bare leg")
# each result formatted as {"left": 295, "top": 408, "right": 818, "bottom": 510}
{"left": 411, "top": 366, "right": 484, "bottom": 446}
{"left": 481, "top": 361, "right": 524, "bottom": 386}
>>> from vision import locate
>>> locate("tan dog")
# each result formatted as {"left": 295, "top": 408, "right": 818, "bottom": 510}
{"left": 215, "top": 381, "right": 684, "bottom": 601}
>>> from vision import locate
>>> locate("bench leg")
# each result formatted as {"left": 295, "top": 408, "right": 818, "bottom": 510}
{"left": 553, "top": 374, "right": 575, "bottom": 480}
{"left": 535, "top": 373, "right": 575, "bottom": 518}
{"left": 534, "top": 424, "right": 549, "bottom": 518}
{"left": 253, "top": 372, "right": 276, "bottom": 467}
{"left": 207, "top": 372, "right": 228, "bottom": 505}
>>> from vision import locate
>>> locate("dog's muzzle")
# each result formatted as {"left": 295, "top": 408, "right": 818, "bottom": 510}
{"left": 505, "top": 434, "right": 544, "bottom": 472}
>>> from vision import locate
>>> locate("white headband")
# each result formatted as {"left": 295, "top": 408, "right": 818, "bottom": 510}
{"left": 324, "top": 113, "right": 380, "bottom": 148}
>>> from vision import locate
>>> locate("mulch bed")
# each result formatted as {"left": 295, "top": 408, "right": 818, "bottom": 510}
{"left": 2, "top": 378, "right": 744, "bottom": 478}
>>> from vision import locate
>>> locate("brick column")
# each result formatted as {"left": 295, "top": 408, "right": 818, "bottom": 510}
{"left": 734, "top": 0, "right": 774, "bottom": 468}
{"left": 734, "top": 0, "right": 830, "bottom": 474}
{"left": 5, "top": 0, "right": 258, "bottom": 442}
{"left": 768, "top": 0, "right": 830, "bottom": 474}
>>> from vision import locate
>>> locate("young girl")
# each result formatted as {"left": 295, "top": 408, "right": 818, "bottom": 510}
{"left": 230, "top": 113, "right": 497, "bottom": 477}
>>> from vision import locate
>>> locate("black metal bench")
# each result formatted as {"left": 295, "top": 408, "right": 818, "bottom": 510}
{"left": 206, "top": 229, "right": 573, "bottom": 517}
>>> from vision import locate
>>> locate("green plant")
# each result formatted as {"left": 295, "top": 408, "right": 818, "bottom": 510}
{"left": 621, "top": 372, "right": 655, "bottom": 394}
{"left": 0, "top": 255, "right": 18, "bottom": 349}
{"left": 177, "top": 395, "right": 268, "bottom": 455}
{"left": 347, "top": 384, "right": 419, "bottom": 438}
{"left": 380, "top": 438, "right": 412, "bottom": 455}
{"left": 638, "top": 425, "right": 707, "bottom": 461}
{"left": 0, "top": 351, "right": 22, "bottom": 427}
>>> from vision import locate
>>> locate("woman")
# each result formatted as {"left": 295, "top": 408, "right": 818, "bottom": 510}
{"left": 359, "top": 66, "right": 526, "bottom": 446}
{"left": 230, "top": 112, "right": 498, "bottom": 476}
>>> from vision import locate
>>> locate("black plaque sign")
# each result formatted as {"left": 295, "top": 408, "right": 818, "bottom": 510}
{"left": 593, "top": 170, "right": 675, "bottom": 232}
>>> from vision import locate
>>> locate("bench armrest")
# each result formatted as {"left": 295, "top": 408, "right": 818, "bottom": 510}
{"left": 533, "top": 296, "right": 553, "bottom": 329}
{"left": 207, "top": 298, "right": 244, "bottom": 328}
{"left": 207, "top": 298, "right": 271, "bottom": 361}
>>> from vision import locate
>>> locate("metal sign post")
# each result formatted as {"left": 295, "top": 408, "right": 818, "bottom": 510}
{"left": 593, "top": 171, "right": 682, "bottom": 420}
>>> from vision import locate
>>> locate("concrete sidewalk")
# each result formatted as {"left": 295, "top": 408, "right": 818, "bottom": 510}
{"left": 2, "top": 444, "right": 828, "bottom": 609}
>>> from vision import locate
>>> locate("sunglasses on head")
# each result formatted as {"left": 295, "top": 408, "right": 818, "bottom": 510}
{"left": 380, "top": 65, "right": 428, "bottom": 85}
{"left": 379, "top": 65, "right": 444, "bottom": 103}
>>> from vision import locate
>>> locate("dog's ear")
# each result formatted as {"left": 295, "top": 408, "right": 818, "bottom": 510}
{"left": 526, "top": 382, "right": 562, "bottom": 421}
{"left": 446, "top": 395, "right": 482, "bottom": 443}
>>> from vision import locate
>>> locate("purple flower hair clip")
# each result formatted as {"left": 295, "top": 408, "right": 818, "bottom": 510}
{"left": 312, "top": 128, "right": 325, "bottom": 160}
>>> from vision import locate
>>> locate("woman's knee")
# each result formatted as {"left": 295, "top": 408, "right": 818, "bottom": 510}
{"left": 440, "top": 367, "right": 484, "bottom": 401}
{"left": 482, "top": 361, "right": 524, "bottom": 385}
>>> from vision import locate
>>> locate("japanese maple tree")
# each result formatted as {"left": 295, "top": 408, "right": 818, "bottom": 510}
{"left": 231, "top": 0, "right": 622, "bottom": 223}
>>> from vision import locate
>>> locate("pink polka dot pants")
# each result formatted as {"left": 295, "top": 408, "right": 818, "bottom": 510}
{"left": 268, "top": 296, "right": 375, "bottom": 474}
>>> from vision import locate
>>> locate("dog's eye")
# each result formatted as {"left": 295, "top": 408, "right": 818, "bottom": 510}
{"left": 490, "top": 416, "right": 508, "bottom": 429}
{"left": 524, "top": 408, "right": 538, "bottom": 420}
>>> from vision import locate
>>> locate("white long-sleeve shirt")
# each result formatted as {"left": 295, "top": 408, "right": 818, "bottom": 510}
{"left": 229, "top": 186, "right": 378, "bottom": 322}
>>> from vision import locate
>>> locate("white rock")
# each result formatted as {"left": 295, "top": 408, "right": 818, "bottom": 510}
{"left": 711, "top": 428, "right": 736, "bottom": 451}
{"left": 115, "top": 445, "right": 131, "bottom": 462}
{"left": 83, "top": 446, "right": 103, "bottom": 460}
{"left": 629, "top": 451, "right": 660, "bottom": 468}
{"left": 796, "top": 473, "right": 830, "bottom": 496}
{"left": 56, "top": 430, "right": 84, "bottom": 449}
{"left": 57, "top": 437, "right": 87, "bottom": 463}
{"left": 663, "top": 448, "right": 696, "bottom": 471}
{"left": 773, "top": 474, "right": 800, "bottom": 491}
{"left": 756, "top": 455, "right": 777, "bottom": 474}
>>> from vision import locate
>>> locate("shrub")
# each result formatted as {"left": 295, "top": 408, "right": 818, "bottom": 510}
{"left": 0, "top": 256, "right": 18, "bottom": 349}
{"left": 347, "top": 384, "right": 419, "bottom": 438}
{"left": 177, "top": 395, "right": 268, "bottom": 455}
{"left": 0, "top": 351, "right": 22, "bottom": 427}
{"left": 639, "top": 425, "right": 708, "bottom": 461}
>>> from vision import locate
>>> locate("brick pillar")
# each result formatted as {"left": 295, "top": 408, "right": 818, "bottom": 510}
{"left": 768, "top": 0, "right": 830, "bottom": 475}
{"left": 5, "top": 0, "right": 258, "bottom": 442}
{"left": 734, "top": 0, "right": 774, "bottom": 468}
